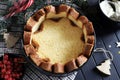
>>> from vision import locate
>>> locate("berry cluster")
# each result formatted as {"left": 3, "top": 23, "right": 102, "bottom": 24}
{"left": 0, "top": 54, "right": 25, "bottom": 80}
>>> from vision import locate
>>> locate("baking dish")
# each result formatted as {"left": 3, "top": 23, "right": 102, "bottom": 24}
{"left": 21, "top": 0, "right": 96, "bottom": 77}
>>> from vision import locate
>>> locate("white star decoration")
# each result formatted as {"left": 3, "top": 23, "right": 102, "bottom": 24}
{"left": 116, "top": 42, "right": 120, "bottom": 47}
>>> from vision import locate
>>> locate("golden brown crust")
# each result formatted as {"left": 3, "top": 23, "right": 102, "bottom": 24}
{"left": 39, "top": 62, "right": 53, "bottom": 72}
{"left": 24, "top": 44, "right": 36, "bottom": 56}
{"left": 87, "top": 35, "right": 95, "bottom": 44}
{"left": 33, "top": 9, "right": 45, "bottom": 21}
{"left": 44, "top": 5, "right": 56, "bottom": 13}
{"left": 76, "top": 55, "right": 87, "bottom": 67}
{"left": 44, "top": 5, "right": 57, "bottom": 19}
{"left": 84, "top": 43, "right": 94, "bottom": 57}
{"left": 68, "top": 8, "right": 79, "bottom": 20}
{"left": 53, "top": 63, "right": 64, "bottom": 73}
{"left": 78, "top": 16, "right": 88, "bottom": 24}
{"left": 58, "top": 4, "right": 70, "bottom": 13}
{"left": 30, "top": 53, "right": 42, "bottom": 66}
{"left": 42, "top": 58, "right": 50, "bottom": 62}
{"left": 24, "top": 17, "right": 37, "bottom": 31}
{"left": 31, "top": 39, "right": 39, "bottom": 50}
{"left": 84, "top": 22, "right": 94, "bottom": 35}
{"left": 65, "top": 59, "right": 78, "bottom": 72}
{"left": 24, "top": 9, "right": 45, "bottom": 32}
{"left": 23, "top": 31, "right": 31, "bottom": 45}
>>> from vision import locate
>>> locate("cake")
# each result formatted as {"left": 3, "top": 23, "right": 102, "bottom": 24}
{"left": 23, "top": 4, "right": 95, "bottom": 73}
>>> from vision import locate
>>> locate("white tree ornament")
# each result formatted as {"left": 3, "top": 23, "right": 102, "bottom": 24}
{"left": 96, "top": 59, "right": 111, "bottom": 76}
{"left": 94, "top": 48, "right": 113, "bottom": 76}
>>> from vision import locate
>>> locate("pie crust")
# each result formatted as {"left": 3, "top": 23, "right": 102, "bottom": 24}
{"left": 23, "top": 4, "right": 95, "bottom": 73}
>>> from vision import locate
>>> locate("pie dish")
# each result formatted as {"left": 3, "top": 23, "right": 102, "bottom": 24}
{"left": 23, "top": 4, "right": 95, "bottom": 73}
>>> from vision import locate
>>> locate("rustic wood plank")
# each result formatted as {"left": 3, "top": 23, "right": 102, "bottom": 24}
{"left": 93, "top": 38, "right": 107, "bottom": 64}
{"left": 93, "top": 37, "right": 120, "bottom": 80}
{"left": 115, "top": 29, "right": 120, "bottom": 41}
{"left": 75, "top": 70, "right": 85, "bottom": 80}
{"left": 88, "top": 15, "right": 120, "bottom": 80}
{"left": 81, "top": 56, "right": 103, "bottom": 80}
{"left": 99, "top": 26, "right": 120, "bottom": 79}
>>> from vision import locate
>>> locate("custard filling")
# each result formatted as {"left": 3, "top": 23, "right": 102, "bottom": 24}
{"left": 32, "top": 18, "right": 85, "bottom": 64}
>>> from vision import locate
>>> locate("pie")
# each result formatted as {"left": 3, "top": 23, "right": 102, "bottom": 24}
{"left": 23, "top": 4, "right": 95, "bottom": 73}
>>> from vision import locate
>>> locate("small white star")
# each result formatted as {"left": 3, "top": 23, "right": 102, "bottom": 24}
{"left": 116, "top": 42, "right": 120, "bottom": 47}
{"left": 108, "top": 45, "right": 112, "bottom": 48}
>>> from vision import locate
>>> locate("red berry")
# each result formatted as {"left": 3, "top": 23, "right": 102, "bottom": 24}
{"left": 6, "top": 70, "right": 11, "bottom": 74}
{"left": 15, "top": 73, "right": 20, "bottom": 79}
{"left": 4, "top": 54, "right": 9, "bottom": 60}
{"left": 1, "top": 68, "right": 6, "bottom": 73}
{"left": 12, "top": 78, "right": 15, "bottom": 80}
{"left": 0, "top": 61, "right": 2, "bottom": 64}
{"left": 14, "top": 58, "right": 18, "bottom": 63}
{"left": 6, "top": 61, "right": 11, "bottom": 65}
{"left": 12, "top": 73, "right": 16, "bottom": 78}
{"left": 6, "top": 65, "right": 11, "bottom": 69}
{"left": 0, "top": 63, "right": 4, "bottom": 68}
{"left": 4, "top": 74, "right": 9, "bottom": 79}
{"left": 3, "top": 60, "right": 8, "bottom": 64}
{"left": 7, "top": 77, "right": 13, "bottom": 80}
